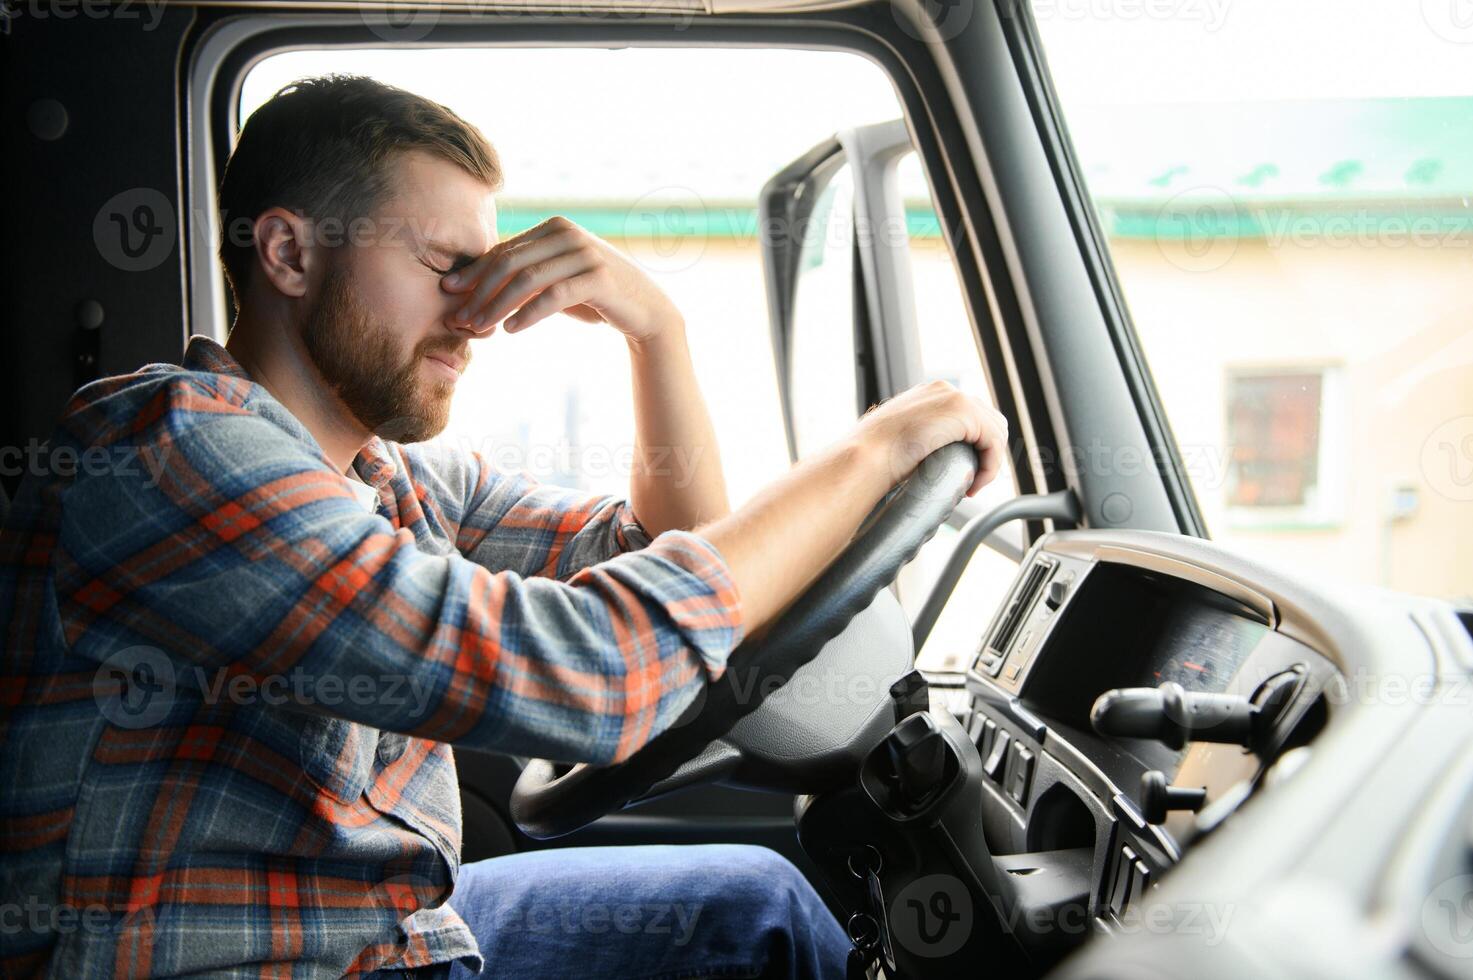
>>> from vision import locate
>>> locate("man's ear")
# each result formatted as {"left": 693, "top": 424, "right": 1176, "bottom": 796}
{"left": 252, "top": 207, "right": 318, "bottom": 298}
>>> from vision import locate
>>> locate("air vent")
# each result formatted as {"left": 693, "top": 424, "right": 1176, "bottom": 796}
{"left": 984, "top": 556, "right": 1057, "bottom": 659}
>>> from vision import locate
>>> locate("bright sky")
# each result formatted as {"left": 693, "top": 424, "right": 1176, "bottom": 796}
{"left": 241, "top": 47, "right": 912, "bottom": 202}
{"left": 1032, "top": 0, "right": 1473, "bottom": 105}
{"left": 241, "top": 0, "right": 1473, "bottom": 207}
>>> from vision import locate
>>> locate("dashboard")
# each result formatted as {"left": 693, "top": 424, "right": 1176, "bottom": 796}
{"left": 953, "top": 531, "right": 1350, "bottom": 944}
{"left": 800, "top": 526, "right": 1470, "bottom": 979}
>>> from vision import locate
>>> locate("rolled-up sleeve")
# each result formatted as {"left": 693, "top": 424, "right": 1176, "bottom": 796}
{"left": 402, "top": 443, "right": 653, "bottom": 579}
{"left": 53, "top": 383, "right": 743, "bottom": 765}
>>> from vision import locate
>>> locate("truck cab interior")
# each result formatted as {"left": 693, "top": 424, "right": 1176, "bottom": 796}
{"left": 3, "top": 1, "right": 1472, "bottom": 977}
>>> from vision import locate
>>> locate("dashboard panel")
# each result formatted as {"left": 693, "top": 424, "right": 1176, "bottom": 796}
{"left": 954, "top": 531, "right": 1339, "bottom": 931}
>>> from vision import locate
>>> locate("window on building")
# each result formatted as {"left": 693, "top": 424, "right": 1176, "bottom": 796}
{"left": 1226, "top": 371, "right": 1324, "bottom": 509}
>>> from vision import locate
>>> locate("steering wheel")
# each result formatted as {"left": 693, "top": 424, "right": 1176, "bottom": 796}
{"left": 510, "top": 441, "right": 979, "bottom": 839}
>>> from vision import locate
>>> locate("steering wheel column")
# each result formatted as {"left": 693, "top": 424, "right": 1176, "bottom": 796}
{"left": 793, "top": 673, "right": 1032, "bottom": 979}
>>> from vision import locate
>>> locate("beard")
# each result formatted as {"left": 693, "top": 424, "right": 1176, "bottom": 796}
{"left": 300, "top": 258, "right": 467, "bottom": 444}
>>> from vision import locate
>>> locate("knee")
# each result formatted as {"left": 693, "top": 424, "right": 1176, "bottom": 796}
{"left": 697, "top": 845, "right": 824, "bottom": 915}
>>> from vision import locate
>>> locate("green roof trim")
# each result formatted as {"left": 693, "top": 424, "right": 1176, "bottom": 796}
{"left": 498, "top": 204, "right": 947, "bottom": 240}
{"left": 500, "top": 199, "right": 1472, "bottom": 245}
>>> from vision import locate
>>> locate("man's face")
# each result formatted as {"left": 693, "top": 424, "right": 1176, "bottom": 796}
{"left": 300, "top": 149, "right": 497, "bottom": 444}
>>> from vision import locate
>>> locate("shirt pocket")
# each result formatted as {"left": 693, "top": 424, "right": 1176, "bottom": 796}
{"left": 297, "top": 712, "right": 378, "bottom": 804}
{"left": 366, "top": 738, "right": 463, "bottom": 881}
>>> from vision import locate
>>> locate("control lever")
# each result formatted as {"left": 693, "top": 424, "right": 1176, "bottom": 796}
{"left": 1091, "top": 682, "right": 1252, "bottom": 749}
{"left": 1140, "top": 770, "right": 1207, "bottom": 824}
{"left": 871, "top": 712, "right": 956, "bottom": 815}
{"left": 1090, "top": 672, "right": 1302, "bottom": 753}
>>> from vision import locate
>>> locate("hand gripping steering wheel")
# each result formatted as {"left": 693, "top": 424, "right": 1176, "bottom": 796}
{"left": 510, "top": 441, "right": 979, "bottom": 839}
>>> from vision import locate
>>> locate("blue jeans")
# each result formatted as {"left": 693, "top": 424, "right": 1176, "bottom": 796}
{"left": 368, "top": 844, "right": 851, "bottom": 979}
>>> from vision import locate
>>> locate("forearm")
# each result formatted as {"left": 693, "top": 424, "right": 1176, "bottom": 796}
{"left": 694, "top": 433, "right": 892, "bottom": 637}
{"left": 626, "top": 324, "right": 730, "bottom": 536}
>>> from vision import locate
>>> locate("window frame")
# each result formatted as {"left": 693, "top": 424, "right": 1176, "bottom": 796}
{"left": 185, "top": 6, "right": 1098, "bottom": 552}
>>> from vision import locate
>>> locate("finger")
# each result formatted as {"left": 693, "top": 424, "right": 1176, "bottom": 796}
{"left": 449, "top": 234, "right": 582, "bottom": 323}
{"left": 478, "top": 250, "right": 599, "bottom": 327}
{"left": 459, "top": 250, "right": 594, "bottom": 330}
{"left": 504, "top": 271, "right": 605, "bottom": 333}
{"left": 440, "top": 218, "right": 574, "bottom": 295}
{"left": 968, "top": 420, "right": 1007, "bottom": 496}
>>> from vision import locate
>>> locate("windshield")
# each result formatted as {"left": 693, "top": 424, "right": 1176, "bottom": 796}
{"left": 1031, "top": 0, "right": 1473, "bottom": 602}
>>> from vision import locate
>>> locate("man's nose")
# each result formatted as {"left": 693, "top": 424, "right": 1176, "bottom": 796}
{"left": 440, "top": 275, "right": 497, "bottom": 337}
{"left": 443, "top": 304, "right": 495, "bottom": 337}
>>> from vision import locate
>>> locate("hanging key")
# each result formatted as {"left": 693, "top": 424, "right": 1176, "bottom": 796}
{"left": 864, "top": 864, "right": 898, "bottom": 976}
{"left": 846, "top": 911, "right": 881, "bottom": 980}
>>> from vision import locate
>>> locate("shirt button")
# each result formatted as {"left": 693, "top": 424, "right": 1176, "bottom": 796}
{"left": 377, "top": 733, "right": 406, "bottom": 765}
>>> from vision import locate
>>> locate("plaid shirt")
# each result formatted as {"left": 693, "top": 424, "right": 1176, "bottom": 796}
{"left": 0, "top": 335, "right": 744, "bottom": 978}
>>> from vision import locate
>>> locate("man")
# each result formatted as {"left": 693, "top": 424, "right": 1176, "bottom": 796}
{"left": 0, "top": 74, "right": 1007, "bottom": 977}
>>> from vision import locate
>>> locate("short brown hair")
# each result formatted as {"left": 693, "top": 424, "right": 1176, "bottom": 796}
{"left": 217, "top": 73, "right": 503, "bottom": 308}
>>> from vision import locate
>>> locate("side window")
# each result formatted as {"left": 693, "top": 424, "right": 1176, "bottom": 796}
{"left": 766, "top": 138, "right": 1027, "bottom": 672}
{"left": 789, "top": 164, "right": 861, "bottom": 458}
{"left": 240, "top": 47, "right": 908, "bottom": 510}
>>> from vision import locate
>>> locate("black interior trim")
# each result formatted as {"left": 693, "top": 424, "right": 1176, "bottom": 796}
{"left": 996, "top": 0, "right": 1207, "bottom": 537}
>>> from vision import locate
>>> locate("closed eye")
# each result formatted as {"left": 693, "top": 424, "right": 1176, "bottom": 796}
{"left": 423, "top": 257, "right": 474, "bottom": 277}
